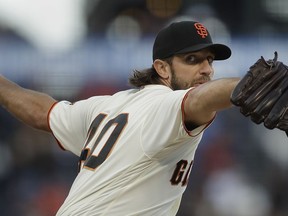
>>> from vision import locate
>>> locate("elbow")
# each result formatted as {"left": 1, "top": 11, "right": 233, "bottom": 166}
{"left": 28, "top": 98, "right": 56, "bottom": 132}
{"left": 25, "top": 109, "right": 51, "bottom": 132}
{"left": 35, "top": 116, "right": 50, "bottom": 132}
{"left": 26, "top": 113, "right": 50, "bottom": 132}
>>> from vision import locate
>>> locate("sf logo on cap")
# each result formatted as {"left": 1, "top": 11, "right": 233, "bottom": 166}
{"left": 194, "top": 23, "right": 208, "bottom": 38}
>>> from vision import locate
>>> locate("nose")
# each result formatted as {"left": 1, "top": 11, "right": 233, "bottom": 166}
{"left": 199, "top": 59, "right": 213, "bottom": 76}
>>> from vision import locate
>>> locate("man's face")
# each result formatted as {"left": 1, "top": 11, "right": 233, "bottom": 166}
{"left": 168, "top": 48, "right": 215, "bottom": 90}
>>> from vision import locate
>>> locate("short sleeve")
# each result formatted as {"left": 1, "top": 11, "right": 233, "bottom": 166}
{"left": 141, "top": 88, "right": 213, "bottom": 157}
{"left": 140, "top": 90, "right": 189, "bottom": 155}
{"left": 48, "top": 96, "right": 108, "bottom": 156}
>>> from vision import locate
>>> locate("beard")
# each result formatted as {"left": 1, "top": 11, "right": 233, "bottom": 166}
{"left": 169, "top": 66, "right": 190, "bottom": 90}
{"left": 170, "top": 67, "right": 211, "bottom": 90}
{"left": 170, "top": 73, "right": 189, "bottom": 90}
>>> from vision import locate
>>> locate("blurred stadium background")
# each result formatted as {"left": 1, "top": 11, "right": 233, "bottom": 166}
{"left": 0, "top": 0, "right": 287, "bottom": 215}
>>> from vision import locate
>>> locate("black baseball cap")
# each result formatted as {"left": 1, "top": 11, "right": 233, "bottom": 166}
{"left": 152, "top": 21, "right": 231, "bottom": 61}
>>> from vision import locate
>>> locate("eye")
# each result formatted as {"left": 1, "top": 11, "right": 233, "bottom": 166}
{"left": 182, "top": 54, "right": 214, "bottom": 65}
{"left": 184, "top": 55, "right": 197, "bottom": 64}
{"left": 207, "top": 56, "right": 214, "bottom": 65}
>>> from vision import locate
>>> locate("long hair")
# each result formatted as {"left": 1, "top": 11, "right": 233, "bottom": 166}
{"left": 128, "top": 66, "right": 161, "bottom": 88}
{"left": 128, "top": 57, "right": 173, "bottom": 88}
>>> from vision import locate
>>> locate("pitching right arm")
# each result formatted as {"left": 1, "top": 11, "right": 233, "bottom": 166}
{"left": 0, "top": 75, "right": 57, "bottom": 132}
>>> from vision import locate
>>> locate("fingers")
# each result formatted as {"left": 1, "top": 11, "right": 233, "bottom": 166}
{"left": 231, "top": 58, "right": 278, "bottom": 106}
{"left": 250, "top": 89, "right": 284, "bottom": 124}
{"left": 231, "top": 52, "right": 288, "bottom": 134}
{"left": 240, "top": 70, "right": 287, "bottom": 117}
{"left": 264, "top": 90, "right": 288, "bottom": 129}
{"left": 276, "top": 111, "right": 288, "bottom": 131}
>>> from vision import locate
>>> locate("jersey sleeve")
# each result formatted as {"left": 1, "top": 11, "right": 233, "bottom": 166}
{"left": 48, "top": 96, "right": 108, "bottom": 156}
{"left": 141, "top": 89, "right": 213, "bottom": 156}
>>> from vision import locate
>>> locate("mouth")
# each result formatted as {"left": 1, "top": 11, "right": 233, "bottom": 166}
{"left": 192, "top": 83, "right": 201, "bottom": 87}
{"left": 193, "top": 81, "right": 206, "bottom": 87}
{"left": 192, "top": 77, "right": 211, "bottom": 87}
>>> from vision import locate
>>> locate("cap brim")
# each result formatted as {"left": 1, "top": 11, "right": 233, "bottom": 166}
{"left": 174, "top": 43, "right": 231, "bottom": 60}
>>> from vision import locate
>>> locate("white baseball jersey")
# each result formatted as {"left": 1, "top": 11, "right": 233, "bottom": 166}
{"left": 48, "top": 84, "right": 211, "bottom": 216}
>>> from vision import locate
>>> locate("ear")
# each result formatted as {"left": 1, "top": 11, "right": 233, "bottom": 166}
{"left": 153, "top": 59, "right": 170, "bottom": 79}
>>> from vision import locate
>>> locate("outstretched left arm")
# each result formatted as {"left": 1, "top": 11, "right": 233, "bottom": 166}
{"left": 183, "top": 77, "right": 240, "bottom": 127}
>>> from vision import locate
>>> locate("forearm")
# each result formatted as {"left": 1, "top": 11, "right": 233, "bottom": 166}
{"left": 185, "top": 77, "right": 240, "bottom": 125}
{"left": 0, "top": 75, "right": 57, "bottom": 131}
{"left": 198, "top": 77, "right": 240, "bottom": 111}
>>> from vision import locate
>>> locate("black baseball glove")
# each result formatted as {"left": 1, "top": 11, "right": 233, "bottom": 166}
{"left": 230, "top": 52, "right": 288, "bottom": 134}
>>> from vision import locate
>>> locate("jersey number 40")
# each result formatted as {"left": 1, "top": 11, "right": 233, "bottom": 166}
{"left": 78, "top": 113, "right": 128, "bottom": 171}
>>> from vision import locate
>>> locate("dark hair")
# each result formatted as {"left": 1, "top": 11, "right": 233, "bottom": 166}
{"left": 128, "top": 67, "right": 160, "bottom": 88}
{"left": 128, "top": 57, "right": 173, "bottom": 88}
